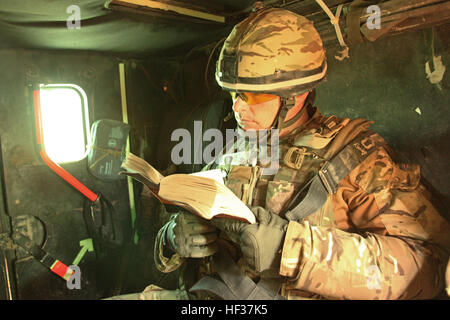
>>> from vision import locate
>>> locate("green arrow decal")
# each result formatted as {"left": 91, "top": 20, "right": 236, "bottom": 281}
{"left": 72, "top": 238, "right": 94, "bottom": 266}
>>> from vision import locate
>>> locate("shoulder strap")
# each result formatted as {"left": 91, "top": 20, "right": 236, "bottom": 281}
{"left": 189, "top": 250, "right": 285, "bottom": 300}
{"left": 284, "top": 130, "right": 386, "bottom": 221}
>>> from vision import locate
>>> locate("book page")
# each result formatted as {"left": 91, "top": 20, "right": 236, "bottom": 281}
{"left": 121, "top": 153, "right": 255, "bottom": 224}
{"left": 159, "top": 174, "right": 255, "bottom": 224}
{"left": 121, "top": 152, "right": 164, "bottom": 186}
{"left": 190, "top": 169, "right": 225, "bottom": 185}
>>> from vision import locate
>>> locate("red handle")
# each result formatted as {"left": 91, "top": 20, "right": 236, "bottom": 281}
{"left": 33, "top": 89, "right": 98, "bottom": 202}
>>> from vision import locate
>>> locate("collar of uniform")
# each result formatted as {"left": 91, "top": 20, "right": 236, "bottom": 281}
{"left": 285, "top": 107, "right": 351, "bottom": 150}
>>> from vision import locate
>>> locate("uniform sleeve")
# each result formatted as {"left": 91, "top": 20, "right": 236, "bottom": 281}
{"left": 153, "top": 217, "right": 185, "bottom": 273}
{"left": 279, "top": 146, "right": 450, "bottom": 299}
{"left": 148, "top": 196, "right": 186, "bottom": 273}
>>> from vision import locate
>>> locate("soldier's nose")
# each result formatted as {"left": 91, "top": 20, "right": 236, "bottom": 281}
{"left": 233, "top": 98, "right": 248, "bottom": 113}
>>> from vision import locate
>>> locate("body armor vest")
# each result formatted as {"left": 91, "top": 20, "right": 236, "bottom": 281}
{"left": 205, "top": 106, "right": 374, "bottom": 223}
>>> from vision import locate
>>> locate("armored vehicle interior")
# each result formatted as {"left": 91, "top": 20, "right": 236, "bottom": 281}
{"left": 0, "top": 0, "right": 448, "bottom": 300}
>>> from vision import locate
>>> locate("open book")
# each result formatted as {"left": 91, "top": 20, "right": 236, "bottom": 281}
{"left": 120, "top": 153, "right": 256, "bottom": 224}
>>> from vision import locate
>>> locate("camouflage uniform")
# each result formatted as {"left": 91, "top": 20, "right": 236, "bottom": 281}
{"left": 153, "top": 106, "right": 450, "bottom": 300}
{"left": 144, "top": 8, "right": 450, "bottom": 300}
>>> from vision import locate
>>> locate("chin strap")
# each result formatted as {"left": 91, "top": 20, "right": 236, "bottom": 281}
{"left": 275, "top": 96, "right": 295, "bottom": 131}
{"left": 274, "top": 90, "right": 315, "bottom": 131}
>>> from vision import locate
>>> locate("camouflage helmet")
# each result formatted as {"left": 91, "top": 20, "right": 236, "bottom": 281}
{"left": 216, "top": 8, "right": 327, "bottom": 98}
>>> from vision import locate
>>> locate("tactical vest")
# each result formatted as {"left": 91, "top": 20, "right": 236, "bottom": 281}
{"left": 205, "top": 107, "right": 378, "bottom": 223}
{"left": 189, "top": 108, "right": 387, "bottom": 300}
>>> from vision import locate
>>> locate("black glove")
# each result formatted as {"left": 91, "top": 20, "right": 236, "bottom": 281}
{"left": 166, "top": 211, "right": 219, "bottom": 258}
{"left": 211, "top": 207, "right": 288, "bottom": 276}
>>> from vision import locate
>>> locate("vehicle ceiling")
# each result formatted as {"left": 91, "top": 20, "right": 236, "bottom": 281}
{"left": 0, "top": 0, "right": 273, "bottom": 56}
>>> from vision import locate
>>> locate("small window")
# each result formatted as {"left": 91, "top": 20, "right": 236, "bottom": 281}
{"left": 37, "top": 84, "right": 90, "bottom": 163}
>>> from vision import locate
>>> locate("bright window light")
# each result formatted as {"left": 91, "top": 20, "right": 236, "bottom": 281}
{"left": 39, "top": 84, "right": 90, "bottom": 163}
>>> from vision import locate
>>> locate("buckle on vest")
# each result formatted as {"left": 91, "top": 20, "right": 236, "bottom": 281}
{"left": 318, "top": 162, "right": 337, "bottom": 194}
{"left": 284, "top": 147, "right": 307, "bottom": 169}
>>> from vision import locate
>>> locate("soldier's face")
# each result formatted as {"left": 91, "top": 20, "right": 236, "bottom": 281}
{"left": 232, "top": 93, "right": 281, "bottom": 130}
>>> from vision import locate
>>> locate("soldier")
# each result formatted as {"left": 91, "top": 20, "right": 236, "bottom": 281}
{"left": 110, "top": 7, "right": 450, "bottom": 300}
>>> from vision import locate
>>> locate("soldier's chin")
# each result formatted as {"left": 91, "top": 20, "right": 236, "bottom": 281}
{"left": 238, "top": 121, "right": 265, "bottom": 131}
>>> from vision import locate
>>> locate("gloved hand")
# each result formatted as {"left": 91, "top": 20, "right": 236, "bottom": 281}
{"left": 211, "top": 207, "right": 288, "bottom": 276}
{"left": 166, "top": 211, "right": 219, "bottom": 258}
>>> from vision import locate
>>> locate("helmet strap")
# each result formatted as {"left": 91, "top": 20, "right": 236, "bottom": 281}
{"left": 275, "top": 97, "right": 294, "bottom": 131}
{"left": 275, "top": 93, "right": 312, "bottom": 132}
